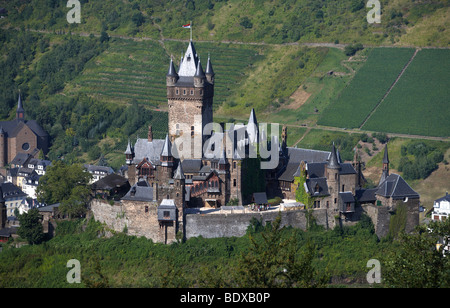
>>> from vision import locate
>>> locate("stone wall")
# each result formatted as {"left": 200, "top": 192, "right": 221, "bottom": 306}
{"left": 90, "top": 199, "right": 179, "bottom": 244}
{"left": 185, "top": 208, "right": 330, "bottom": 239}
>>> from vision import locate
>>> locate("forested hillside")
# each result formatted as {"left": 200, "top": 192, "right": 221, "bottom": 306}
{"left": 0, "top": 0, "right": 448, "bottom": 46}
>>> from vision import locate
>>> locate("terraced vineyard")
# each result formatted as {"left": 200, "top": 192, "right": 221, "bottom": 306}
{"left": 70, "top": 39, "right": 263, "bottom": 110}
{"left": 362, "top": 49, "right": 450, "bottom": 137}
{"left": 317, "top": 48, "right": 416, "bottom": 129}
{"left": 71, "top": 39, "right": 168, "bottom": 107}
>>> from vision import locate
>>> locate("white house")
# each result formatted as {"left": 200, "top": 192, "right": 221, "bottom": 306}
{"left": 432, "top": 192, "right": 450, "bottom": 221}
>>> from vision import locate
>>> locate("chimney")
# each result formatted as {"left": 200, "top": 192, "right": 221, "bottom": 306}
{"left": 148, "top": 125, "right": 153, "bottom": 142}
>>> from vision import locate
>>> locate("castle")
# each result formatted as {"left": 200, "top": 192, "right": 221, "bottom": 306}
{"left": 91, "top": 39, "right": 420, "bottom": 244}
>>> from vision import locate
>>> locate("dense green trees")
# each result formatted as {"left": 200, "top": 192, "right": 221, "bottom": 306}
{"left": 36, "top": 161, "right": 92, "bottom": 217}
{"left": 16, "top": 208, "right": 45, "bottom": 245}
{"left": 383, "top": 219, "right": 450, "bottom": 288}
{"left": 398, "top": 141, "right": 445, "bottom": 180}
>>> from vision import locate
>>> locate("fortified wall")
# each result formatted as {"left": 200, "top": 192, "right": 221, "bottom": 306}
{"left": 90, "top": 199, "right": 399, "bottom": 242}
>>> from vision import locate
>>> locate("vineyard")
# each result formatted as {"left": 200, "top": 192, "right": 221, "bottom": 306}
{"left": 71, "top": 39, "right": 168, "bottom": 107}
{"left": 317, "top": 48, "right": 416, "bottom": 129}
{"left": 362, "top": 49, "right": 450, "bottom": 137}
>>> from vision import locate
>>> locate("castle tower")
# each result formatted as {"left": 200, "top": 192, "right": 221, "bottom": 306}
{"left": 160, "top": 134, "right": 174, "bottom": 178}
{"left": 124, "top": 139, "right": 136, "bottom": 185}
{"left": 378, "top": 144, "right": 390, "bottom": 186}
{"left": 326, "top": 143, "right": 341, "bottom": 209}
{"left": 0, "top": 185, "right": 6, "bottom": 229}
{"left": 166, "top": 40, "right": 214, "bottom": 156}
{"left": 16, "top": 93, "right": 25, "bottom": 121}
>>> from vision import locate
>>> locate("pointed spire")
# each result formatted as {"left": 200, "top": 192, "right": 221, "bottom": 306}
{"left": 167, "top": 57, "right": 178, "bottom": 77}
{"left": 173, "top": 163, "right": 185, "bottom": 180}
{"left": 16, "top": 92, "right": 25, "bottom": 120}
{"left": 219, "top": 148, "right": 227, "bottom": 165}
{"left": 327, "top": 142, "right": 341, "bottom": 170}
{"left": 161, "top": 134, "right": 172, "bottom": 157}
{"left": 382, "top": 144, "right": 389, "bottom": 164}
{"left": 194, "top": 59, "right": 205, "bottom": 78}
{"left": 205, "top": 54, "right": 214, "bottom": 76}
{"left": 248, "top": 108, "right": 257, "bottom": 125}
{"left": 125, "top": 139, "right": 133, "bottom": 155}
{"left": 178, "top": 40, "right": 199, "bottom": 77}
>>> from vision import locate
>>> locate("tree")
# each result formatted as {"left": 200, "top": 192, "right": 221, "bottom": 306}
{"left": 36, "top": 161, "right": 92, "bottom": 217}
{"left": 383, "top": 219, "right": 450, "bottom": 288}
{"left": 236, "top": 214, "right": 329, "bottom": 287}
{"left": 17, "top": 208, "right": 45, "bottom": 245}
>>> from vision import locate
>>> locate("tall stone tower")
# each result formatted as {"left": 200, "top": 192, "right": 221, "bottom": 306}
{"left": 166, "top": 40, "right": 214, "bottom": 158}
{"left": 0, "top": 185, "right": 6, "bottom": 229}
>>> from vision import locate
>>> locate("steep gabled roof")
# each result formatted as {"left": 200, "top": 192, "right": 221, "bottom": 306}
{"left": 376, "top": 173, "right": 420, "bottom": 199}
{"left": 178, "top": 40, "right": 199, "bottom": 77}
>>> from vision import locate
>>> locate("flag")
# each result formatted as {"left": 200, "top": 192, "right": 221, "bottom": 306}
{"left": 182, "top": 23, "right": 191, "bottom": 28}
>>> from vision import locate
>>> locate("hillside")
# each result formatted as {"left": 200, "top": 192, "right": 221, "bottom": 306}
{"left": 0, "top": 0, "right": 449, "bottom": 46}
{"left": 0, "top": 1, "right": 448, "bottom": 197}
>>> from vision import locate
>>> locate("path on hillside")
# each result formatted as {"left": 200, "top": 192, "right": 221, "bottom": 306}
{"left": 358, "top": 48, "right": 420, "bottom": 129}
{"left": 6, "top": 26, "right": 450, "bottom": 50}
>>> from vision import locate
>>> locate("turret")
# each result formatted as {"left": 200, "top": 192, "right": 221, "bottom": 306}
{"left": 205, "top": 55, "right": 215, "bottom": 85}
{"left": 194, "top": 59, "right": 205, "bottom": 88}
{"left": 166, "top": 57, "right": 179, "bottom": 87}
{"left": 124, "top": 139, "right": 134, "bottom": 165}
{"left": 160, "top": 134, "right": 174, "bottom": 167}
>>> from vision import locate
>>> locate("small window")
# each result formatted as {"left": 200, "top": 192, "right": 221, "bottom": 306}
{"left": 22, "top": 143, "right": 30, "bottom": 151}
{"left": 233, "top": 179, "right": 236, "bottom": 187}
{"left": 176, "top": 89, "right": 179, "bottom": 95}
{"left": 183, "top": 89, "right": 186, "bottom": 95}
{"left": 145, "top": 206, "right": 149, "bottom": 213}
{"left": 190, "top": 90, "right": 194, "bottom": 95}
{"left": 164, "top": 211, "right": 170, "bottom": 218}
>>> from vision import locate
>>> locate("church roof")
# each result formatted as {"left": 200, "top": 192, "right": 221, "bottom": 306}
{"left": 161, "top": 134, "right": 172, "bottom": 157}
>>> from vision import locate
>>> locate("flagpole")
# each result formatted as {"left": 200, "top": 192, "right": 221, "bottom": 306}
{"left": 190, "top": 21, "right": 192, "bottom": 41}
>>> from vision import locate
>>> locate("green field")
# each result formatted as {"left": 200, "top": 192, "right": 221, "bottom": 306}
{"left": 317, "top": 48, "right": 416, "bottom": 129}
{"left": 362, "top": 49, "right": 450, "bottom": 137}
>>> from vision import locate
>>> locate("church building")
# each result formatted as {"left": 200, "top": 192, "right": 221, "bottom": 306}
{"left": 0, "top": 95, "right": 48, "bottom": 167}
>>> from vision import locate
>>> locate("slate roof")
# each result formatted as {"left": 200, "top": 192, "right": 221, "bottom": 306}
{"left": 355, "top": 188, "right": 377, "bottom": 203}
{"left": 339, "top": 191, "right": 355, "bottom": 203}
{"left": 435, "top": 193, "right": 450, "bottom": 203}
{"left": 0, "top": 182, "right": 26, "bottom": 199}
{"left": 133, "top": 138, "right": 165, "bottom": 164}
{"left": 306, "top": 162, "right": 356, "bottom": 179}
{"left": 0, "top": 119, "right": 47, "bottom": 138}
{"left": 287, "top": 147, "right": 330, "bottom": 164}
{"left": 375, "top": 173, "right": 420, "bottom": 200}
{"left": 181, "top": 159, "right": 202, "bottom": 173}
{"left": 92, "top": 173, "right": 129, "bottom": 191}
{"left": 253, "top": 192, "right": 268, "bottom": 204}
{"left": 305, "top": 177, "right": 329, "bottom": 197}
{"left": 121, "top": 180, "right": 155, "bottom": 202}
{"left": 178, "top": 40, "right": 199, "bottom": 77}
